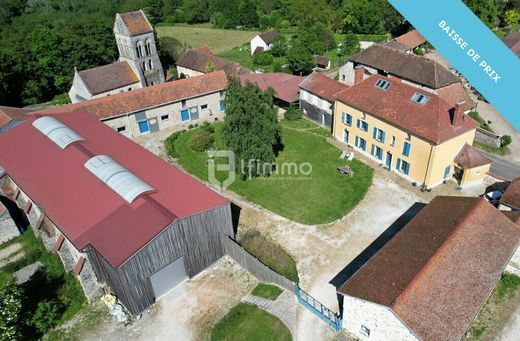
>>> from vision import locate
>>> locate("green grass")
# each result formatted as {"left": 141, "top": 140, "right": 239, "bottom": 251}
{"left": 468, "top": 111, "right": 494, "bottom": 132}
{"left": 469, "top": 273, "right": 520, "bottom": 340}
{"left": 218, "top": 44, "right": 288, "bottom": 72}
{"left": 251, "top": 283, "right": 283, "bottom": 300}
{"left": 211, "top": 303, "right": 291, "bottom": 341}
{"left": 156, "top": 25, "right": 259, "bottom": 54}
{"left": 240, "top": 229, "right": 298, "bottom": 282}
{"left": 173, "top": 123, "right": 373, "bottom": 224}
{"left": 51, "top": 93, "right": 71, "bottom": 105}
{"left": 281, "top": 118, "right": 331, "bottom": 137}
{"left": 44, "top": 303, "right": 109, "bottom": 341}
{"left": 0, "top": 230, "right": 86, "bottom": 339}
{"left": 474, "top": 141, "right": 510, "bottom": 156}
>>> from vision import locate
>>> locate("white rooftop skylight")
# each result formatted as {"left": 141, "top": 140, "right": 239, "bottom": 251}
{"left": 411, "top": 92, "right": 430, "bottom": 105}
{"left": 84, "top": 155, "right": 154, "bottom": 204}
{"left": 32, "top": 116, "right": 84, "bottom": 149}
{"left": 375, "top": 79, "right": 391, "bottom": 90}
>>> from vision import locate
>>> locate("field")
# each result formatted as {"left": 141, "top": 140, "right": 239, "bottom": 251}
{"left": 156, "top": 24, "right": 259, "bottom": 54}
{"left": 210, "top": 303, "right": 291, "bottom": 341}
{"left": 172, "top": 121, "right": 373, "bottom": 225}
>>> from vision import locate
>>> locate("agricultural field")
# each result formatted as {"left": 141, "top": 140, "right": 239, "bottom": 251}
{"left": 156, "top": 24, "right": 259, "bottom": 54}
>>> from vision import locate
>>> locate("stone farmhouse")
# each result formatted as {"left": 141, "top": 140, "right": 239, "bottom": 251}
{"left": 38, "top": 71, "right": 227, "bottom": 138}
{"left": 382, "top": 30, "right": 427, "bottom": 53}
{"left": 69, "top": 10, "right": 165, "bottom": 103}
{"left": 336, "top": 196, "right": 520, "bottom": 341}
{"left": 338, "top": 44, "right": 476, "bottom": 113}
{"left": 176, "top": 48, "right": 251, "bottom": 78}
{"left": 500, "top": 176, "right": 520, "bottom": 211}
{"left": 333, "top": 73, "right": 490, "bottom": 189}
{"left": 299, "top": 72, "right": 349, "bottom": 130}
{"left": 250, "top": 30, "right": 277, "bottom": 55}
{"left": 0, "top": 112, "right": 234, "bottom": 314}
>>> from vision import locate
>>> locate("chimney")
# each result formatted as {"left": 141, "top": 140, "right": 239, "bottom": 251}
{"left": 354, "top": 66, "right": 365, "bottom": 84}
{"left": 452, "top": 101, "right": 466, "bottom": 127}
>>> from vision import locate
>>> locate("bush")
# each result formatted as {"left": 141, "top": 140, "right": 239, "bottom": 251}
{"left": 253, "top": 52, "right": 274, "bottom": 67}
{"left": 0, "top": 279, "right": 22, "bottom": 340}
{"left": 284, "top": 106, "right": 302, "bottom": 121}
{"left": 189, "top": 129, "right": 215, "bottom": 152}
{"left": 338, "top": 34, "right": 360, "bottom": 57}
{"left": 201, "top": 121, "right": 215, "bottom": 134}
{"left": 239, "top": 229, "right": 299, "bottom": 282}
{"left": 273, "top": 61, "right": 283, "bottom": 72}
{"left": 29, "top": 300, "right": 62, "bottom": 334}
{"left": 270, "top": 35, "right": 288, "bottom": 57}
{"left": 164, "top": 131, "right": 185, "bottom": 158}
{"left": 501, "top": 134, "right": 512, "bottom": 147}
{"left": 414, "top": 47, "right": 425, "bottom": 55}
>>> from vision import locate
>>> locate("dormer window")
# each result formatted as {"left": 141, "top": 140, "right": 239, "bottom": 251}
{"left": 375, "top": 79, "right": 391, "bottom": 90}
{"left": 411, "top": 92, "right": 430, "bottom": 105}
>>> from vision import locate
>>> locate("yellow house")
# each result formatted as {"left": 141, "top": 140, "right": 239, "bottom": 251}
{"left": 333, "top": 74, "right": 490, "bottom": 189}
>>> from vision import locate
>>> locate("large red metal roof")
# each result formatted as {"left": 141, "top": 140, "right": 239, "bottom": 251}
{"left": 0, "top": 112, "right": 229, "bottom": 268}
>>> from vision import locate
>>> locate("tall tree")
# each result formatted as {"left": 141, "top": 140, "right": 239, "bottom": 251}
{"left": 222, "top": 78, "right": 281, "bottom": 179}
{"left": 464, "top": 0, "right": 498, "bottom": 28}
{"left": 291, "top": 0, "right": 332, "bottom": 27}
{"left": 286, "top": 44, "right": 315, "bottom": 75}
{"left": 342, "top": 0, "right": 385, "bottom": 34}
{"left": 239, "top": 0, "right": 260, "bottom": 27}
{"left": 145, "top": 0, "right": 164, "bottom": 24}
{"left": 298, "top": 23, "right": 336, "bottom": 55}
{"left": 183, "top": 0, "right": 209, "bottom": 23}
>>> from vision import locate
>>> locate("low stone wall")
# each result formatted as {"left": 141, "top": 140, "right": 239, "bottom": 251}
{"left": 475, "top": 127, "right": 501, "bottom": 148}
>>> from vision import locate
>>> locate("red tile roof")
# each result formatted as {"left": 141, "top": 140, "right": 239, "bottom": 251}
{"left": 338, "top": 196, "right": 520, "bottom": 341}
{"left": 314, "top": 55, "right": 330, "bottom": 68}
{"left": 503, "top": 31, "right": 520, "bottom": 58}
{"left": 78, "top": 61, "right": 140, "bottom": 95}
{"left": 238, "top": 73, "right": 304, "bottom": 103}
{"left": 392, "top": 30, "right": 427, "bottom": 51}
{"left": 0, "top": 112, "right": 229, "bottom": 268}
{"left": 119, "top": 11, "right": 153, "bottom": 36}
{"left": 334, "top": 75, "right": 479, "bottom": 144}
{"left": 176, "top": 49, "right": 251, "bottom": 77}
{"left": 0, "top": 106, "right": 33, "bottom": 128}
{"left": 299, "top": 72, "right": 349, "bottom": 102}
{"left": 502, "top": 211, "right": 520, "bottom": 224}
{"left": 435, "top": 82, "right": 476, "bottom": 111}
{"left": 350, "top": 44, "right": 459, "bottom": 89}
{"left": 454, "top": 143, "right": 491, "bottom": 169}
{"left": 35, "top": 71, "right": 228, "bottom": 120}
{"left": 501, "top": 177, "right": 520, "bottom": 210}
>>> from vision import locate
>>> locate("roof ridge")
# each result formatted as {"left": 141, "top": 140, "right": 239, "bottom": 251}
{"left": 392, "top": 197, "right": 487, "bottom": 307}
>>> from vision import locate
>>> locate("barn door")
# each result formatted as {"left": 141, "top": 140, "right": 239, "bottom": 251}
{"left": 149, "top": 256, "right": 188, "bottom": 299}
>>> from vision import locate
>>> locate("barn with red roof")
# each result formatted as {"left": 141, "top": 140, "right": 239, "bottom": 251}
{"left": 0, "top": 112, "right": 233, "bottom": 314}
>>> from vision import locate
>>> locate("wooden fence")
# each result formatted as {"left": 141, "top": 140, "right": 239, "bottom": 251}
{"left": 223, "top": 236, "right": 294, "bottom": 291}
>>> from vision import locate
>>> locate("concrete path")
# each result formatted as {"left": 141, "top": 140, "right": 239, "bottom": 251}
{"left": 13, "top": 261, "right": 42, "bottom": 284}
{"left": 0, "top": 242, "right": 24, "bottom": 268}
{"left": 242, "top": 290, "right": 297, "bottom": 336}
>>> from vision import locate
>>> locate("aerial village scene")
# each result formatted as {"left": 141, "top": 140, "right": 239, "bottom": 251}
{"left": 0, "top": 0, "right": 519, "bottom": 340}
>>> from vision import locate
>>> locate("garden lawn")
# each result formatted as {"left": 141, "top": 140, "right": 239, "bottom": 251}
{"left": 174, "top": 122, "right": 373, "bottom": 224}
{"left": 218, "top": 44, "right": 288, "bottom": 72}
{"left": 211, "top": 303, "right": 291, "bottom": 341}
{"left": 251, "top": 283, "right": 283, "bottom": 300}
{"left": 156, "top": 24, "right": 259, "bottom": 54}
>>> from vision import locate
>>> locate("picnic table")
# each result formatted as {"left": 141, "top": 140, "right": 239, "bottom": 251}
{"left": 337, "top": 166, "right": 354, "bottom": 176}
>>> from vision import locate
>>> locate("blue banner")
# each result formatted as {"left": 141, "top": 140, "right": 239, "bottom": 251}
{"left": 389, "top": 0, "right": 520, "bottom": 131}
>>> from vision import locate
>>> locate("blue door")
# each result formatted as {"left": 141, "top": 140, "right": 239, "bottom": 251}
{"left": 385, "top": 152, "right": 392, "bottom": 168}
{"left": 138, "top": 120, "right": 150, "bottom": 133}
{"left": 181, "top": 109, "right": 190, "bottom": 122}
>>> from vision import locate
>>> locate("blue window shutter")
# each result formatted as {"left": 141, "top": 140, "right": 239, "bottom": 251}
{"left": 404, "top": 162, "right": 410, "bottom": 175}
{"left": 403, "top": 142, "right": 411, "bottom": 156}
{"left": 373, "top": 127, "right": 377, "bottom": 139}
{"left": 347, "top": 114, "right": 352, "bottom": 126}
{"left": 381, "top": 131, "right": 386, "bottom": 143}
{"left": 357, "top": 119, "right": 361, "bottom": 128}
{"left": 397, "top": 158, "right": 401, "bottom": 171}
{"left": 444, "top": 166, "right": 450, "bottom": 179}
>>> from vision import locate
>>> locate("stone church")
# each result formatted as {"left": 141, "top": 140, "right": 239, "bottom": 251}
{"left": 68, "top": 10, "right": 165, "bottom": 103}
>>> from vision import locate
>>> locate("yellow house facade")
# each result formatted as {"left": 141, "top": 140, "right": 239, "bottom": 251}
{"left": 333, "top": 75, "right": 487, "bottom": 189}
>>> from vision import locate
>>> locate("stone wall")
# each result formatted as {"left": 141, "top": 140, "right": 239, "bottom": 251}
{"left": 342, "top": 295, "right": 418, "bottom": 341}
{"left": 475, "top": 127, "right": 501, "bottom": 148}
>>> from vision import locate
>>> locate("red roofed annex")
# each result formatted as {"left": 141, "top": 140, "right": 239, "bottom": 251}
{"left": 0, "top": 112, "right": 233, "bottom": 314}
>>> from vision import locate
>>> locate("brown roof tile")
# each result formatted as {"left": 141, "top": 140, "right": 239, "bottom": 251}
{"left": 177, "top": 49, "right": 251, "bottom": 77}
{"left": 193, "top": 46, "right": 213, "bottom": 54}
{"left": 334, "top": 74, "right": 479, "bottom": 144}
{"left": 238, "top": 73, "right": 304, "bottom": 103}
{"left": 394, "top": 30, "right": 427, "bottom": 50}
{"left": 501, "top": 177, "right": 520, "bottom": 210}
{"left": 0, "top": 106, "right": 33, "bottom": 127}
{"left": 350, "top": 44, "right": 459, "bottom": 89}
{"left": 119, "top": 11, "right": 153, "bottom": 36}
{"left": 503, "top": 31, "right": 520, "bottom": 57}
{"left": 454, "top": 143, "right": 492, "bottom": 169}
{"left": 34, "top": 71, "right": 228, "bottom": 120}
{"left": 258, "top": 30, "right": 277, "bottom": 44}
{"left": 78, "top": 61, "right": 140, "bottom": 95}
{"left": 502, "top": 211, "right": 520, "bottom": 224}
{"left": 338, "top": 196, "right": 520, "bottom": 341}
{"left": 299, "top": 72, "right": 349, "bottom": 102}
{"left": 435, "top": 82, "right": 476, "bottom": 111}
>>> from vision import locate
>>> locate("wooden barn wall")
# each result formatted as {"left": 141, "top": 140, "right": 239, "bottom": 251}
{"left": 116, "top": 204, "right": 233, "bottom": 314}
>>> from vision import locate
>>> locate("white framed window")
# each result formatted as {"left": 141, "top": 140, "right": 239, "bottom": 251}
{"left": 161, "top": 114, "right": 170, "bottom": 121}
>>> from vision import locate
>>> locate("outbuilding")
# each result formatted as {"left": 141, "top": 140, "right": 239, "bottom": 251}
{"left": 0, "top": 112, "right": 234, "bottom": 314}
